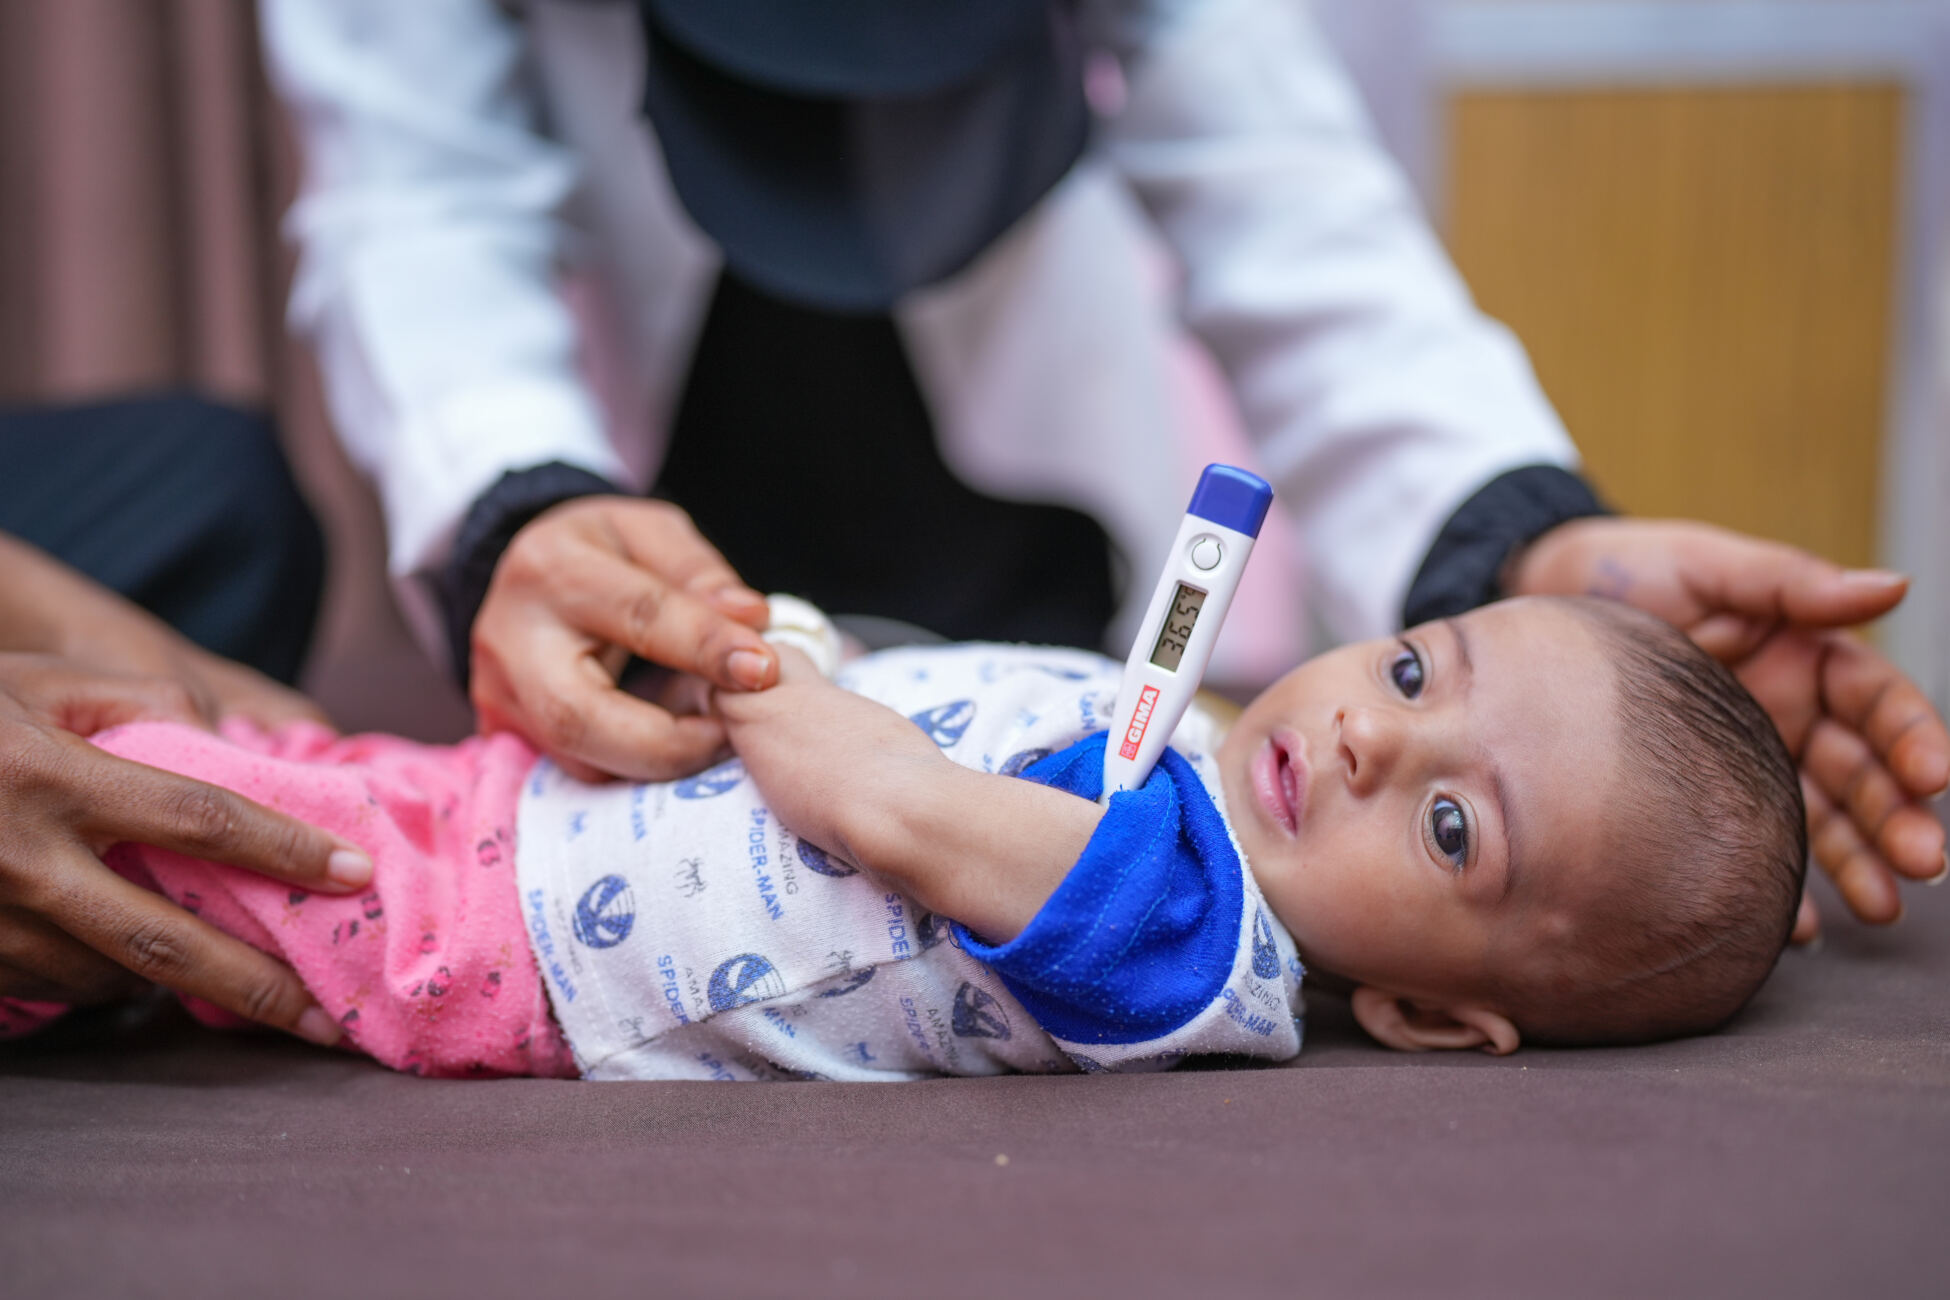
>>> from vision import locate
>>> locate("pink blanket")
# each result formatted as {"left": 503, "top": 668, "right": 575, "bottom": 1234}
{"left": 2, "top": 721, "right": 574, "bottom": 1077}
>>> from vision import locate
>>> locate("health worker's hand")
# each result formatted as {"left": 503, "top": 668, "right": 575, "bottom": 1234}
{"left": 0, "top": 530, "right": 329, "bottom": 733}
{"left": 469, "top": 497, "right": 778, "bottom": 782}
{"left": 1511, "top": 518, "right": 1950, "bottom": 942}
{"left": 0, "top": 653, "right": 364, "bottom": 1043}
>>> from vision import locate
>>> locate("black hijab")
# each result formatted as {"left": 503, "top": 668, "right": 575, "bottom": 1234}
{"left": 632, "top": 0, "right": 1090, "bottom": 310}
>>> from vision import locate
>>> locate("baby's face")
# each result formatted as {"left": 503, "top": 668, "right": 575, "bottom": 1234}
{"left": 1217, "top": 598, "right": 1623, "bottom": 1007}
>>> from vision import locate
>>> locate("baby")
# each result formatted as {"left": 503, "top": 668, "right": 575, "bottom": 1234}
{"left": 0, "top": 595, "right": 1804, "bottom": 1080}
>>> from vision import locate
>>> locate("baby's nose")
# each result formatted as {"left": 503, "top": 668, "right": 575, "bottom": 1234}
{"left": 1337, "top": 706, "right": 1405, "bottom": 791}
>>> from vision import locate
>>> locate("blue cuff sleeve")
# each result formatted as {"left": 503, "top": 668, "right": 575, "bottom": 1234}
{"left": 954, "top": 734, "right": 1244, "bottom": 1045}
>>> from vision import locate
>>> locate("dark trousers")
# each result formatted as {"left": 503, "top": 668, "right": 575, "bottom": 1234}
{"left": 0, "top": 393, "right": 324, "bottom": 684}
{"left": 658, "top": 272, "right": 1117, "bottom": 650}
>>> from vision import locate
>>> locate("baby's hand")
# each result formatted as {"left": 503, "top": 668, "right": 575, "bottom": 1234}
{"left": 717, "top": 648, "right": 1102, "bottom": 940}
{"left": 711, "top": 649, "right": 947, "bottom": 872}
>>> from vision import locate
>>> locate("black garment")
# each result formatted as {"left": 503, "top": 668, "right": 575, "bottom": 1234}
{"left": 659, "top": 271, "right": 1116, "bottom": 646}
{"left": 0, "top": 394, "right": 325, "bottom": 684}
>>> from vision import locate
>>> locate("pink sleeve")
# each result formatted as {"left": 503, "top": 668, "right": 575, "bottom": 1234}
{"left": 0, "top": 999, "right": 69, "bottom": 1039}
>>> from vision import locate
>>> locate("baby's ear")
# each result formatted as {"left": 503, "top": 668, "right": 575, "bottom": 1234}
{"left": 1350, "top": 987, "right": 1520, "bottom": 1056}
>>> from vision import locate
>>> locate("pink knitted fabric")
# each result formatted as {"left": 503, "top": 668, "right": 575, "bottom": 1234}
{"left": 1, "top": 720, "right": 576, "bottom": 1078}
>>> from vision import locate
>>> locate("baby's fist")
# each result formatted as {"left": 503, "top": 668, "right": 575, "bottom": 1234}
{"left": 711, "top": 648, "right": 945, "bottom": 875}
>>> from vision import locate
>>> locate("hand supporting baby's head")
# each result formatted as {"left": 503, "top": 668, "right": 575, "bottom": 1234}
{"left": 1217, "top": 595, "right": 1805, "bottom": 1054}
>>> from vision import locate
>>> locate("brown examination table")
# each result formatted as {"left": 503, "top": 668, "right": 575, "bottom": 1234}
{"left": 4, "top": 867, "right": 1945, "bottom": 1299}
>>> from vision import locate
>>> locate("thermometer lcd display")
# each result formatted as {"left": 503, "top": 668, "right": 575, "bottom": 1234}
{"left": 1148, "top": 584, "right": 1208, "bottom": 672}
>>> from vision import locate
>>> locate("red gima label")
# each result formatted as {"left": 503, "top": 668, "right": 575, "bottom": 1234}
{"left": 1120, "top": 684, "right": 1160, "bottom": 760}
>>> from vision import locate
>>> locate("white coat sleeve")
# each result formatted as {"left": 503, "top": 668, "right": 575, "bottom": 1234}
{"left": 1093, "top": 0, "right": 1580, "bottom": 642}
{"left": 259, "top": 0, "right": 630, "bottom": 610}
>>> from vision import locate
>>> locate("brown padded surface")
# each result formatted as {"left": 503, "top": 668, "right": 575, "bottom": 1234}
{"left": 5, "top": 876, "right": 1946, "bottom": 1299}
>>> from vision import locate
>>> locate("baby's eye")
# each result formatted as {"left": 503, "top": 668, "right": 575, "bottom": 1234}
{"left": 1389, "top": 642, "right": 1425, "bottom": 698}
{"left": 1428, "top": 797, "right": 1469, "bottom": 870}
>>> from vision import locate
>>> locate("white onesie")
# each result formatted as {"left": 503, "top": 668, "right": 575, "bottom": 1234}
{"left": 516, "top": 642, "right": 1305, "bottom": 1081}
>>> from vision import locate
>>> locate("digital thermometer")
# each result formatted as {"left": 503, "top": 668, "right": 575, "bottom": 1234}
{"left": 1102, "top": 463, "right": 1274, "bottom": 798}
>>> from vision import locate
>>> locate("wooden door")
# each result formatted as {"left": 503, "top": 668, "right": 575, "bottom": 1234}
{"left": 1446, "top": 84, "right": 1904, "bottom": 568}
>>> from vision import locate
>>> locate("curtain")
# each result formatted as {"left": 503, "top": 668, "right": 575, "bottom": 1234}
{"left": 0, "top": 0, "right": 470, "bottom": 738}
{"left": 0, "top": 0, "right": 276, "bottom": 405}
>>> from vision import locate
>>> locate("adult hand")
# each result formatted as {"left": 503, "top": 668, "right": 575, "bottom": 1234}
{"left": 0, "top": 653, "right": 365, "bottom": 1042}
{"left": 0, "top": 530, "right": 329, "bottom": 734}
{"left": 470, "top": 496, "right": 778, "bottom": 782}
{"left": 1511, "top": 518, "right": 1950, "bottom": 940}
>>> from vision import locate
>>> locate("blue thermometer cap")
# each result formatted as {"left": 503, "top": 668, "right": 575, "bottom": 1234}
{"left": 1186, "top": 464, "right": 1274, "bottom": 537}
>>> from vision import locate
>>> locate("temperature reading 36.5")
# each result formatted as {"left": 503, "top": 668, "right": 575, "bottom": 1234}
{"left": 1148, "top": 584, "right": 1208, "bottom": 672}
{"left": 1104, "top": 463, "right": 1270, "bottom": 796}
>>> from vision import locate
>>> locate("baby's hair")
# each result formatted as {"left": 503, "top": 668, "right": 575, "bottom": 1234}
{"left": 1501, "top": 597, "right": 1806, "bottom": 1046}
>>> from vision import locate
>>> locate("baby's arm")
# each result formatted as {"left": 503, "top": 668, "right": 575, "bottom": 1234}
{"left": 713, "top": 651, "right": 1102, "bottom": 942}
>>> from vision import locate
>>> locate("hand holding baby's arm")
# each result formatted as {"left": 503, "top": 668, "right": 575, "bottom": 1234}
{"left": 712, "top": 651, "right": 1102, "bottom": 941}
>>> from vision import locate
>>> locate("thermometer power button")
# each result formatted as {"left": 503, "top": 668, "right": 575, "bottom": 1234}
{"left": 1190, "top": 535, "right": 1224, "bottom": 571}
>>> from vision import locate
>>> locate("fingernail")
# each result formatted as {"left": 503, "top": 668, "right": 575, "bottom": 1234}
{"left": 1927, "top": 855, "right": 1947, "bottom": 886}
{"left": 326, "top": 848, "right": 373, "bottom": 889}
{"left": 1800, "top": 934, "right": 1824, "bottom": 954}
{"left": 1845, "top": 569, "right": 1906, "bottom": 587}
{"left": 727, "top": 648, "right": 772, "bottom": 691}
{"left": 296, "top": 1006, "right": 342, "bottom": 1047}
{"left": 707, "top": 584, "right": 767, "bottom": 611}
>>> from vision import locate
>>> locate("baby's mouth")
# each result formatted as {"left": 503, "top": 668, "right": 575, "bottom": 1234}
{"left": 1252, "top": 731, "right": 1308, "bottom": 837}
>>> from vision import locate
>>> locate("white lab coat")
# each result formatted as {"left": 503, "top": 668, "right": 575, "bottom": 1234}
{"left": 260, "top": 0, "right": 1577, "bottom": 662}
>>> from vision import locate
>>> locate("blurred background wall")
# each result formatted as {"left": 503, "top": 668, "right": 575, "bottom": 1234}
{"left": 1, "top": 0, "right": 1945, "bottom": 730}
